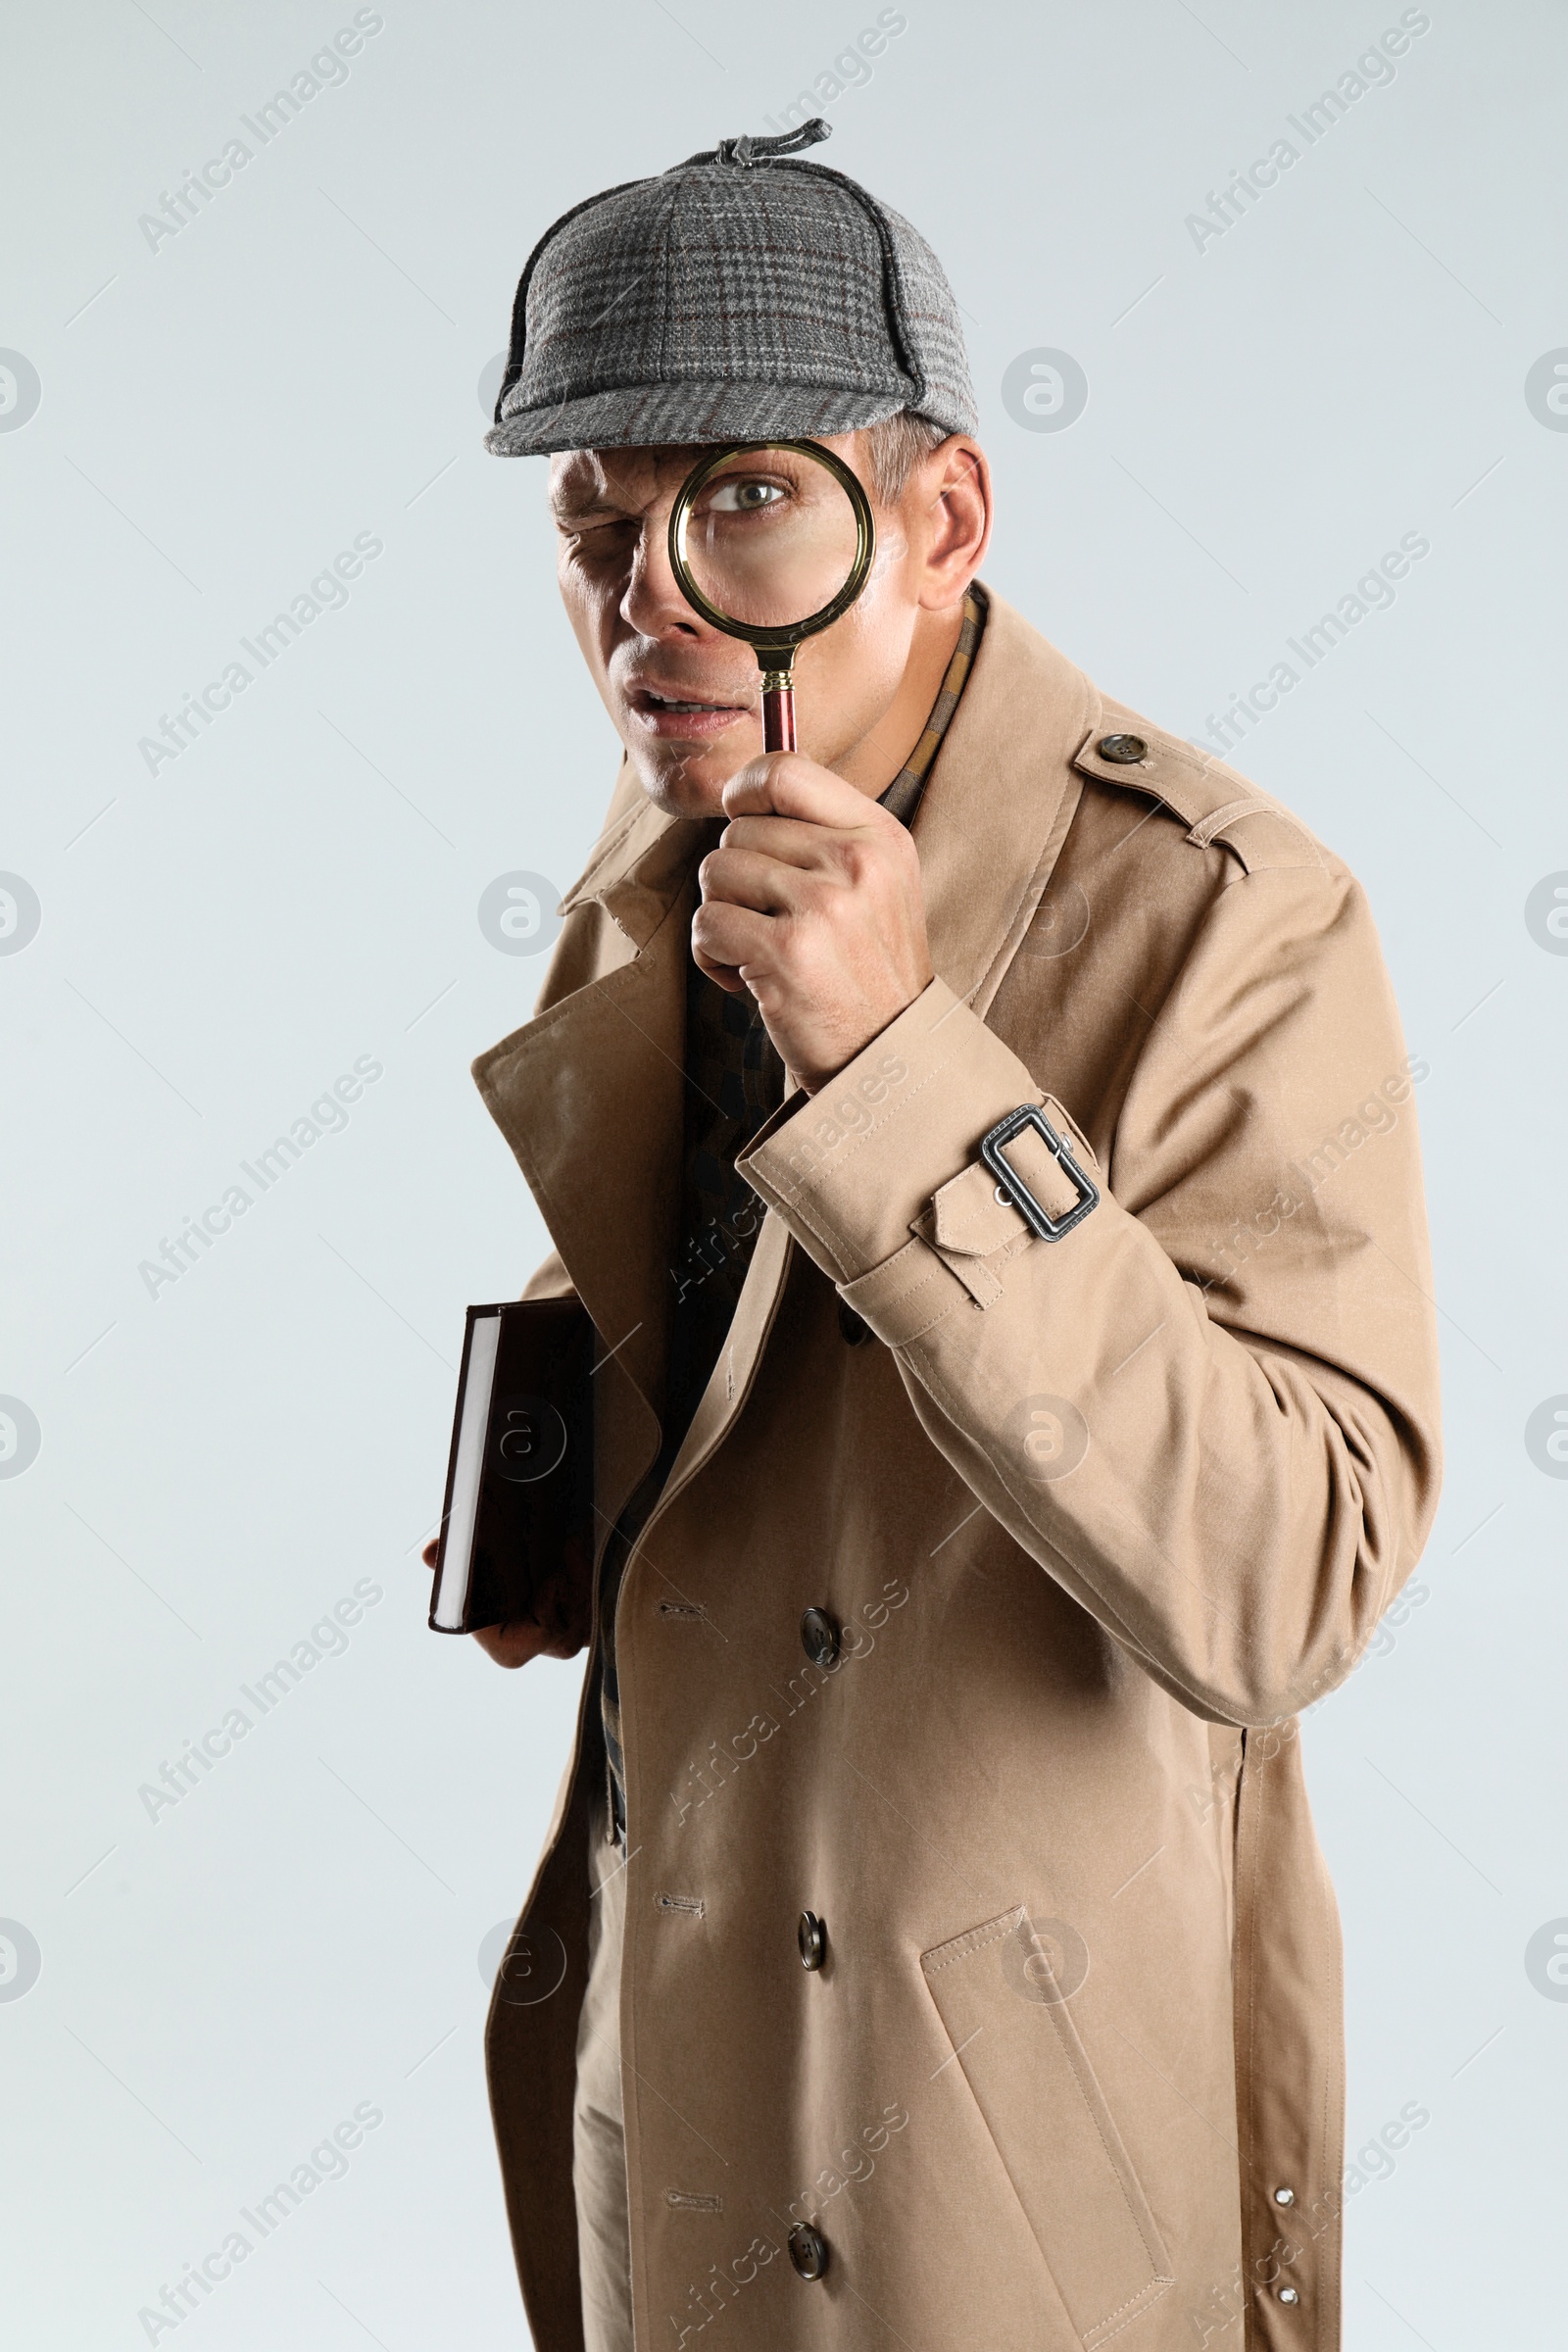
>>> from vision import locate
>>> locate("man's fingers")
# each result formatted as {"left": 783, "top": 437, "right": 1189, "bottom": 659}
{"left": 691, "top": 899, "right": 777, "bottom": 983}
{"left": 471, "top": 1619, "right": 552, "bottom": 1669}
{"left": 690, "top": 940, "right": 750, "bottom": 992}
{"left": 722, "top": 751, "right": 894, "bottom": 830}
{"left": 700, "top": 842, "right": 810, "bottom": 916}
{"left": 714, "top": 812, "right": 854, "bottom": 872}
{"left": 419, "top": 1538, "right": 581, "bottom": 1667}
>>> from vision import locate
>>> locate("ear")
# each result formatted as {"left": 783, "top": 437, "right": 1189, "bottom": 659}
{"left": 912, "top": 435, "right": 992, "bottom": 611}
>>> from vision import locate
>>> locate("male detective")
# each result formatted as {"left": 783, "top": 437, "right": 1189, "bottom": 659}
{"left": 439, "top": 122, "right": 1442, "bottom": 2352}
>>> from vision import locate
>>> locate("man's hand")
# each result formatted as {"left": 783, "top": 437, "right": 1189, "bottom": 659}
{"left": 691, "top": 753, "right": 934, "bottom": 1093}
{"left": 419, "top": 1538, "right": 579, "bottom": 1668}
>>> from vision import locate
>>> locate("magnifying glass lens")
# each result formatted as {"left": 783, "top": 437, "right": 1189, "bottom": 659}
{"left": 677, "top": 444, "right": 864, "bottom": 633}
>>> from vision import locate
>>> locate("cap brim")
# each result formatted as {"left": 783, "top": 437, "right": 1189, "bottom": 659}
{"left": 484, "top": 376, "right": 915, "bottom": 457}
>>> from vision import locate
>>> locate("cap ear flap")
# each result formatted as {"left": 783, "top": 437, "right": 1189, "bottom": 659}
{"left": 771, "top": 160, "right": 928, "bottom": 418}
{"left": 495, "top": 262, "right": 532, "bottom": 426}
{"left": 492, "top": 177, "right": 652, "bottom": 430}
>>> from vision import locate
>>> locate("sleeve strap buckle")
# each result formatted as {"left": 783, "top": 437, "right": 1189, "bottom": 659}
{"left": 979, "top": 1103, "right": 1100, "bottom": 1243}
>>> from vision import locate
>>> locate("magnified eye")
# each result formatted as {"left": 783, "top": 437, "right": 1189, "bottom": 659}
{"left": 708, "top": 478, "right": 787, "bottom": 514}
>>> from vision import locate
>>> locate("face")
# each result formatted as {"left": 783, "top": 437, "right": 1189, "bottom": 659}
{"left": 550, "top": 431, "right": 945, "bottom": 818}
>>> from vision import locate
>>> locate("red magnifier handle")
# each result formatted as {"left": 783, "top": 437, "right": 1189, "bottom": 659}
{"left": 761, "top": 675, "right": 797, "bottom": 755}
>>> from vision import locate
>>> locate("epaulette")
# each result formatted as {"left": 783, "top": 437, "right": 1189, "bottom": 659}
{"left": 1070, "top": 700, "right": 1327, "bottom": 874}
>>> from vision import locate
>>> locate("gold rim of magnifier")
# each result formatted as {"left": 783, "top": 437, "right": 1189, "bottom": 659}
{"left": 667, "top": 438, "right": 876, "bottom": 658}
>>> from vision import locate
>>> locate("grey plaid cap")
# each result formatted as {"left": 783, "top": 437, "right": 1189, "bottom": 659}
{"left": 485, "top": 120, "right": 976, "bottom": 457}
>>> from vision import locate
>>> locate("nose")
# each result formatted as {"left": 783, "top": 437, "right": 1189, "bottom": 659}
{"left": 620, "top": 506, "right": 708, "bottom": 643}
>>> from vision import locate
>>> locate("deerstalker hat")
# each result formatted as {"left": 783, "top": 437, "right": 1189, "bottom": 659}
{"left": 485, "top": 118, "right": 977, "bottom": 457}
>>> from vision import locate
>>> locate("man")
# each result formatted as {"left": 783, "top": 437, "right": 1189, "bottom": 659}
{"left": 440, "top": 119, "right": 1442, "bottom": 2352}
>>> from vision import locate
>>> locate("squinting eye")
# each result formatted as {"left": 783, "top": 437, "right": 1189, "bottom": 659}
{"left": 708, "top": 479, "right": 786, "bottom": 514}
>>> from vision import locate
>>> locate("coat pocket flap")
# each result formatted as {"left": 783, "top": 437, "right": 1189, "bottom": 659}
{"left": 921, "top": 1906, "right": 1172, "bottom": 2349}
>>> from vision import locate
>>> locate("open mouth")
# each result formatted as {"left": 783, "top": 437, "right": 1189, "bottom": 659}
{"left": 627, "top": 682, "right": 753, "bottom": 735}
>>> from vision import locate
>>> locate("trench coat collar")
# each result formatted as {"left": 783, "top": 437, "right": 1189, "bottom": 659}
{"left": 472, "top": 588, "right": 1097, "bottom": 1436}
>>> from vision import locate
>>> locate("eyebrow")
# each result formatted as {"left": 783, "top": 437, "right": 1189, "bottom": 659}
{"left": 545, "top": 467, "right": 629, "bottom": 529}
{"left": 550, "top": 508, "right": 629, "bottom": 536}
{"left": 550, "top": 445, "right": 709, "bottom": 527}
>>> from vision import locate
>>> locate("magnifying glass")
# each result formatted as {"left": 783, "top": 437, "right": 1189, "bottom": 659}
{"left": 668, "top": 440, "right": 876, "bottom": 755}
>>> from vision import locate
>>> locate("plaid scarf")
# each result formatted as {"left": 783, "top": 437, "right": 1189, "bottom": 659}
{"left": 599, "top": 587, "right": 987, "bottom": 1837}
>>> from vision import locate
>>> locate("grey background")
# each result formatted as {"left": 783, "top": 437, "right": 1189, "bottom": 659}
{"left": 2, "top": 0, "right": 1563, "bottom": 2343}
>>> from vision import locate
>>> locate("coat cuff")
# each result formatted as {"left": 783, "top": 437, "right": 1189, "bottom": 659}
{"left": 738, "top": 979, "right": 1101, "bottom": 1342}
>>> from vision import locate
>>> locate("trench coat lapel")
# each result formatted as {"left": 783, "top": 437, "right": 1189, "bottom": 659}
{"left": 470, "top": 794, "right": 703, "bottom": 1430}
{"left": 908, "top": 588, "right": 1095, "bottom": 1019}
{"left": 471, "top": 590, "right": 1097, "bottom": 1474}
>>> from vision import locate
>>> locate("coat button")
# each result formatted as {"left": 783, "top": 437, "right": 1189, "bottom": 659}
{"left": 1277, "top": 2285, "right": 1299, "bottom": 2305}
{"left": 800, "top": 1607, "right": 840, "bottom": 1667}
{"left": 788, "top": 2222, "right": 828, "bottom": 2280}
{"left": 799, "top": 1910, "right": 826, "bottom": 1969}
{"left": 1096, "top": 731, "right": 1149, "bottom": 764}
{"left": 838, "top": 1300, "right": 872, "bottom": 1347}
{"left": 1273, "top": 2185, "right": 1296, "bottom": 2206}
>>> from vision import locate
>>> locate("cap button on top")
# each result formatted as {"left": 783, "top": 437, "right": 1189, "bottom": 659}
{"left": 801, "top": 1607, "right": 841, "bottom": 1668}
{"left": 799, "top": 1910, "right": 826, "bottom": 1970}
{"left": 788, "top": 2223, "right": 828, "bottom": 2280}
{"left": 1096, "top": 732, "right": 1149, "bottom": 765}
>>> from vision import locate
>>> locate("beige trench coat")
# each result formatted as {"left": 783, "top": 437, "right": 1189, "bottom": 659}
{"left": 472, "top": 589, "right": 1442, "bottom": 2352}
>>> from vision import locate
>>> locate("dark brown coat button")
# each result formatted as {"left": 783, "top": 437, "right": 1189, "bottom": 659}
{"left": 838, "top": 1300, "right": 872, "bottom": 1347}
{"left": 800, "top": 1607, "right": 840, "bottom": 1667}
{"left": 1096, "top": 732, "right": 1149, "bottom": 764}
{"left": 799, "top": 1910, "right": 826, "bottom": 1969}
{"left": 788, "top": 2222, "right": 828, "bottom": 2279}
